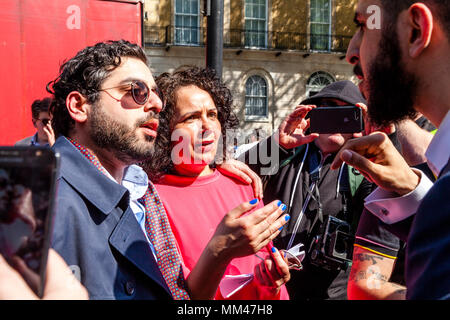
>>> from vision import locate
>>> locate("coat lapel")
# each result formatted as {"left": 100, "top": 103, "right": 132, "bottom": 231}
{"left": 439, "top": 158, "right": 450, "bottom": 179}
{"left": 109, "top": 208, "right": 172, "bottom": 296}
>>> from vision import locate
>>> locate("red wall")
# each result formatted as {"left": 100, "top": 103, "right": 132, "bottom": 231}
{"left": 0, "top": 0, "right": 142, "bottom": 145}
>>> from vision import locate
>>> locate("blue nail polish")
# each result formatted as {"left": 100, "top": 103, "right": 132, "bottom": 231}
{"left": 249, "top": 198, "right": 258, "bottom": 205}
{"left": 285, "top": 215, "right": 290, "bottom": 221}
{"left": 277, "top": 200, "right": 282, "bottom": 207}
{"left": 271, "top": 247, "right": 277, "bottom": 253}
{"left": 278, "top": 226, "right": 284, "bottom": 231}
{"left": 281, "top": 204, "right": 287, "bottom": 212}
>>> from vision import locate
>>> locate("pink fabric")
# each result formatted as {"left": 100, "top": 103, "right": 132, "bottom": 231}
{"left": 155, "top": 170, "right": 289, "bottom": 300}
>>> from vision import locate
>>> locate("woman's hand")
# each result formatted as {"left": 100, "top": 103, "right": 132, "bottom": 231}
{"left": 187, "top": 199, "right": 290, "bottom": 300}
{"left": 254, "top": 247, "right": 290, "bottom": 295}
{"left": 207, "top": 199, "right": 290, "bottom": 263}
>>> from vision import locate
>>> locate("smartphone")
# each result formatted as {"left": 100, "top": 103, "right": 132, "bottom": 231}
{"left": 0, "top": 146, "right": 60, "bottom": 297}
{"left": 309, "top": 106, "right": 364, "bottom": 134}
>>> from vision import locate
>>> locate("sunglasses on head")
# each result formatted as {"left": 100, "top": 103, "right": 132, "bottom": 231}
{"left": 99, "top": 80, "right": 164, "bottom": 107}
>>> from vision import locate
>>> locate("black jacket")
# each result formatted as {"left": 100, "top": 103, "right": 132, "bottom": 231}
{"left": 239, "top": 136, "right": 374, "bottom": 300}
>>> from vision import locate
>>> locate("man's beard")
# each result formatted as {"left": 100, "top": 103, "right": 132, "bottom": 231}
{"left": 89, "top": 104, "right": 157, "bottom": 164}
{"left": 366, "top": 23, "right": 418, "bottom": 127}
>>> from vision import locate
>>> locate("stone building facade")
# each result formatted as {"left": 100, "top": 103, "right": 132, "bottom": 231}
{"left": 144, "top": 0, "right": 359, "bottom": 143}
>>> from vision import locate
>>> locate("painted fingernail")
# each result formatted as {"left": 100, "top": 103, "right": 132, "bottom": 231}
{"left": 284, "top": 215, "right": 290, "bottom": 221}
{"left": 271, "top": 247, "right": 277, "bottom": 253}
{"left": 277, "top": 200, "right": 282, "bottom": 207}
{"left": 281, "top": 204, "right": 287, "bottom": 212}
{"left": 278, "top": 226, "right": 284, "bottom": 231}
{"left": 249, "top": 198, "right": 258, "bottom": 205}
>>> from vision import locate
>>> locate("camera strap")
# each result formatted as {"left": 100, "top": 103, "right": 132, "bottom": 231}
{"left": 286, "top": 147, "right": 327, "bottom": 250}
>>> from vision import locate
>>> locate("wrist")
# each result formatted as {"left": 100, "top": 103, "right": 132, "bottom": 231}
{"left": 272, "top": 131, "right": 293, "bottom": 153}
{"left": 396, "top": 169, "right": 421, "bottom": 196}
{"left": 205, "top": 236, "right": 234, "bottom": 266}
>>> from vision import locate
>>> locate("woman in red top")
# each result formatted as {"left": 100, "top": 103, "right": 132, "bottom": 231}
{"left": 144, "top": 67, "right": 290, "bottom": 300}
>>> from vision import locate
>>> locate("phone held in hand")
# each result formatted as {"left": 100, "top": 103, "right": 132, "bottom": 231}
{"left": 0, "top": 146, "right": 60, "bottom": 297}
{"left": 309, "top": 106, "right": 364, "bottom": 134}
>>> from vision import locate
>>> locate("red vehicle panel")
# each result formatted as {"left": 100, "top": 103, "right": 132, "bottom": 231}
{"left": 0, "top": 0, "right": 143, "bottom": 145}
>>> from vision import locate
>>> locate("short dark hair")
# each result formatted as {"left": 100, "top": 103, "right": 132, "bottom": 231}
{"left": 46, "top": 40, "right": 147, "bottom": 137}
{"left": 31, "top": 97, "right": 52, "bottom": 120}
{"left": 380, "top": 0, "right": 450, "bottom": 39}
{"left": 144, "top": 66, "right": 239, "bottom": 181}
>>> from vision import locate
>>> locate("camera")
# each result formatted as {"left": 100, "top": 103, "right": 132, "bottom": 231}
{"left": 308, "top": 215, "right": 355, "bottom": 271}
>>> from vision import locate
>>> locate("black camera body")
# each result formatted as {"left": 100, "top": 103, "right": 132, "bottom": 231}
{"left": 309, "top": 215, "right": 354, "bottom": 271}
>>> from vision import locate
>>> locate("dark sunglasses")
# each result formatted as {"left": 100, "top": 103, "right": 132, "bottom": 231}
{"left": 99, "top": 81, "right": 164, "bottom": 107}
{"left": 40, "top": 118, "right": 50, "bottom": 126}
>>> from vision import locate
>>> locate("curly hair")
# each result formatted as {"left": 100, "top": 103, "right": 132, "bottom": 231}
{"left": 31, "top": 97, "right": 52, "bottom": 120}
{"left": 144, "top": 66, "right": 239, "bottom": 182}
{"left": 46, "top": 40, "right": 147, "bottom": 137}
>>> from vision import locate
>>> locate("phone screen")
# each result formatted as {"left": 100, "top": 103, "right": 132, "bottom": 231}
{"left": 0, "top": 147, "right": 59, "bottom": 297}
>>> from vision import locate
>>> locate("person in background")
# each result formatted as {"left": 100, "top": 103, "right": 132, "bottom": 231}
{"left": 15, "top": 97, "right": 55, "bottom": 147}
{"left": 238, "top": 80, "right": 401, "bottom": 300}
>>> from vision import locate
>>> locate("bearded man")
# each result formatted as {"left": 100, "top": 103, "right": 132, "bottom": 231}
{"left": 47, "top": 40, "right": 172, "bottom": 300}
{"left": 332, "top": 0, "right": 450, "bottom": 299}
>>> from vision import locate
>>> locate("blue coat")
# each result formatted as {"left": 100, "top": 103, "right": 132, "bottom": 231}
{"left": 406, "top": 159, "right": 450, "bottom": 300}
{"left": 51, "top": 137, "right": 172, "bottom": 300}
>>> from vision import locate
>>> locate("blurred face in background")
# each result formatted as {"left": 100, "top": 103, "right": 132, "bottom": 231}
{"left": 33, "top": 112, "right": 51, "bottom": 142}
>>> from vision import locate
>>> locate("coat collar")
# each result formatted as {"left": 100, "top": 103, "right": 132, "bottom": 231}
{"left": 53, "top": 136, "right": 128, "bottom": 215}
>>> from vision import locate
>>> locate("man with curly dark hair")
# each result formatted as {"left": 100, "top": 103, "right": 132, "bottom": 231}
{"left": 46, "top": 40, "right": 174, "bottom": 299}
{"left": 143, "top": 67, "right": 291, "bottom": 300}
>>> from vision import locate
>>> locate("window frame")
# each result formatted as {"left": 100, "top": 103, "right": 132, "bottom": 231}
{"left": 306, "top": 71, "right": 335, "bottom": 97}
{"left": 174, "top": 0, "right": 201, "bottom": 46}
{"left": 244, "top": 75, "right": 269, "bottom": 121}
{"left": 309, "top": 0, "right": 332, "bottom": 52}
{"left": 244, "top": 0, "right": 268, "bottom": 49}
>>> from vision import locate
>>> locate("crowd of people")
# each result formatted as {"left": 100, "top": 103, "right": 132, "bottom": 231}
{"left": 0, "top": 0, "right": 449, "bottom": 300}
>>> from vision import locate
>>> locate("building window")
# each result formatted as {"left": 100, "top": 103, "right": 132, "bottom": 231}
{"left": 244, "top": 0, "right": 267, "bottom": 48}
{"left": 245, "top": 75, "right": 268, "bottom": 120}
{"left": 310, "top": 0, "right": 331, "bottom": 51}
{"left": 306, "top": 71, "right": 335, "bottom": 97}
{"left": 174, "top": 0, "right": 200, "bottom": 45}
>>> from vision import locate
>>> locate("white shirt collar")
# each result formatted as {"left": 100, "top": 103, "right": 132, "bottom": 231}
{"left": 101, "top": 164, "right": 148, "bottom": 201}
{"left": 121, "top": 165, "right": 149, "bottom": 201}
{"left": 425, "top": 111, "right": 450, "bottom": 177}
